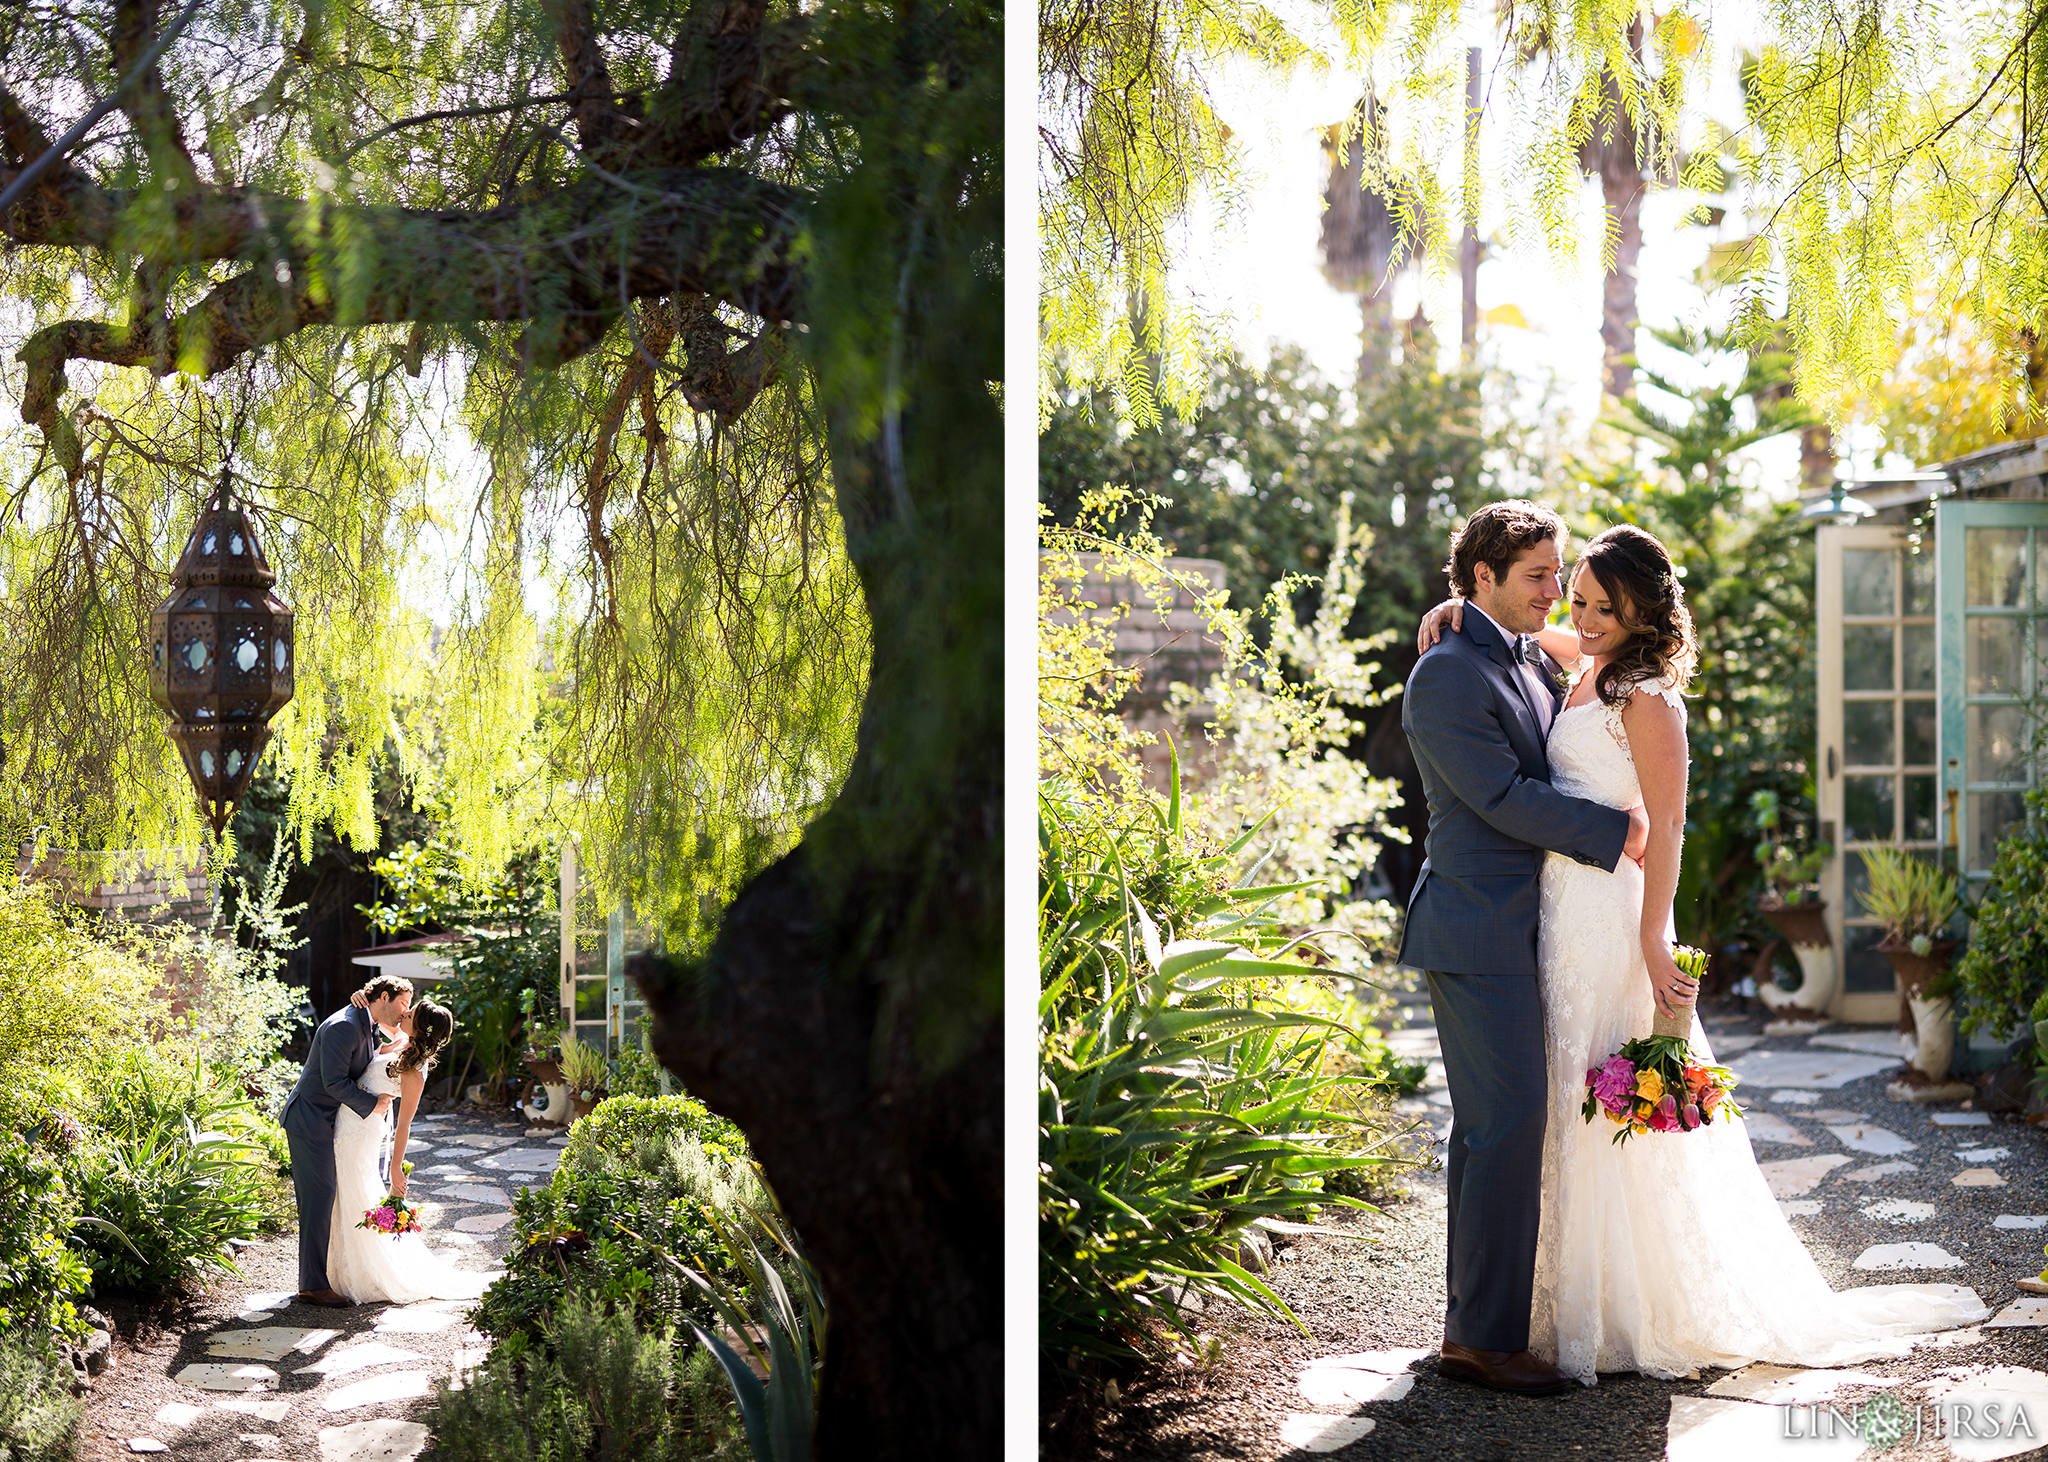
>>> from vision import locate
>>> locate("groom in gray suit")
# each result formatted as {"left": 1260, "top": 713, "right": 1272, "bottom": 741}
{"left": 281, "top": 976, "right": 408, "bottom": 1306}
{"left": 1400, "top": 500, "right": 1646, "bottom": 1395}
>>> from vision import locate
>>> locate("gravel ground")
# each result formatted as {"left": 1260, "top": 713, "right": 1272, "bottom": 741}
{"left": 73, "top": 1107, "right": 554, "bottom": 1462}
{"left": 1046, "top": 1005, "right": 2048, "bottom": 1462}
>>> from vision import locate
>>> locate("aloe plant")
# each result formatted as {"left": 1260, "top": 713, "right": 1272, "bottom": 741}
{"left": 1858, "top": 845, "right": 1961, "bottom": 949}
{"left": 1039, "top": 743, "right": 1401, "bottom": 1371}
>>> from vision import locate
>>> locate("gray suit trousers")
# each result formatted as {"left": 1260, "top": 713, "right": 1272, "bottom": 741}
{"left": 1426, "top": 969, "right": 1548, "bottom": 1352}
{"left": 284, "top": 1120, "right": 339, "bottom": 1292}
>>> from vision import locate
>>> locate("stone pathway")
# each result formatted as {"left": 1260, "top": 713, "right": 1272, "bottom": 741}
{"left": 79, "top": 1110, "right": 567, "bottom": 1462}
{"left": 1272, "top": 993, "right": 2048, "bottom": 1458}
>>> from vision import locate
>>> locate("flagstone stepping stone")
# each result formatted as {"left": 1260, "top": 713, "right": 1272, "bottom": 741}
{"left": 452, "top": 1209, "right": 513, "bottom": 1232}
{"left": 1725, "top": 1048, "right": 1897, "bottom": 1090}
{"left": 1826, "top": 1123, "right": 1917, "bottom": 1156}
{"left": 1992, "top": 1215, "right": 2048, "bottom": 1229}
{"left": 1760, "top": 1154, "right": 1852, "bottom": 1198}
{"left": 547, "top": 1134, "right": 571, "bottom": 1146}
{"left": 1705, "top": 1362, "right": 1903, "bottom": 1403}
{"left": 1764, "top": 1018, "right": 1830, "bottom": 1038}
{"left": 1305, "top": 1347, "right": 1436, "bottom": 1375}
{"left": 1931, "top": 1111, "right": 1993, "bottom": 1126}
{"left": 1920, "top": 1365, "right": 2048, "bottom": 1461}
{"left": 1771, "top": 1089, "right": 1820, "bottom": 1104}
{"left": 1810, "top": 1030, "right": 1913, "bottom": 1058}
{"left": 1277, "top": 1414, "right": 1375, "bottom": 1453}
{"left": 212, "top": 1396, "right": 292, "bottom": 1423}
{"left": 152, "top": 1403, "right": 204, "bottom": 1430}
{"left": 204, "top": 1326, "right": 341, "bottom": 1361}
{"left": 1743, "top": 1112, "right": 1813, "bottom": 1146}
{"left": 174, "top": 1362, "right": 280, "bottom": 1392}
{"left": 444, "top": 1135, "right": 520, "bottom": 1150}
{"left": 421, "top": 1164, "right": 474, "bottom": 1178}
{"left": 1956, "top": 1147, "right": 2012, "bottom": 1163}
{"left": 1984, "top": 1299, "right": 2048, "bottom": 1329}
{"left": 1864, "top": 1199, "right": 1938, "bottom": 1224}
{"left": 1954, "top": 1169, "right": 2007, "bottom": 1188}
{"left": 127, "top": 1440, "right": 167, "bottom": 1453}
{"left": 318, "top": 1418, "right": 432, "bottom": 1462}
{"left": 1665, "top": 1395, "right": 1865, "bottom": 1462}
{"left": 1807, "top": 1109, "right": 1867, "bottom": 1123}
{"left": 373, "top": 1307, "right": 462, "bottom": 1334}
{"left": 240, "top": 1291, "right": 295, "bottom": 1312}
{"left": 1854, "top": 1242, "right": 1966, "bottom": 1270}
{"left": 297, "top": 1343, "right": 429, "bottom": 1377}
{"left": 444, "top": 1184, "right": 511, "bottom": 1206}
{"left": 321, "top": 1371, "right": 435, "bottom": 1412}
{"left": 475, "top": 1147, "right": 561, "bottom": 1170}
{"left": 432, "top": 1231, "right": 483, "bottom": 1247}
{"left": 1842, "top": 1160, "right": 1919, "bottom": 1181}
{"left": 1296, "top": 1368, "right": 1413, "bottom": 1406}
{"left": 1707, "top": 1033, "right": 1762, "bottom": 1054}
{"left": 1780, "top": 1200, "right": 1823, "bottom": 1217}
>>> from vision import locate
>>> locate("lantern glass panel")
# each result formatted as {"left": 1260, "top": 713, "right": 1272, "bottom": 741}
{"left": 201, "top": 529, "right": 217, "bottom": 555}
{"left": 232, "top": 635, "right": 259, "bottom": 672}
{"left": 229, "top": 532, "right": 245, "bottom": 556}
{"left": 273, "top": 639, "right": 288, "bottom": 671}
{"left": 183, "top": 638, "right": 209, "bottom": 671}
{"left": 199, "top": 749, "right": 215, "bottom": 777}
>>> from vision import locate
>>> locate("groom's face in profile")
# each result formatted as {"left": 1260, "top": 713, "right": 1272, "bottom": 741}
{"left": 1475, "top": 536, "right": 1565, "bottom": 636}
{"left": 369, "top": 990, "right": 411, "bottom": 1028}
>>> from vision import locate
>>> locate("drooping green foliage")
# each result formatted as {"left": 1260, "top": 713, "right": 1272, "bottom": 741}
{"left": 1038, "top": 0, "right": 1713, "bottom": 422}
{"left": 0, "top": 0, "right": 871, "bottom": 959}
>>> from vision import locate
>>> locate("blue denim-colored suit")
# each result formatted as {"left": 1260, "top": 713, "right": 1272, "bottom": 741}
{"left": 281, "top": 1005, "right": 380, "bottom": 1292}
{"left": 1399, "top": 608, "right": 1629, "bottom": 1352}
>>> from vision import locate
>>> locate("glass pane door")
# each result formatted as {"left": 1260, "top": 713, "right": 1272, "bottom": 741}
{"left": 1938, "top": 501, "right": 2048, "bottom": 888}
{"left": 1817, "top": 525, "right": 1934, "bottom": 1019}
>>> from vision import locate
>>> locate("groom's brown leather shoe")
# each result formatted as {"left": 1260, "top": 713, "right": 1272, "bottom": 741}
{"left": 295, "top": 1289, "right": 353, "bottom": 1308}
{"left": 1437, "top": 1343, "right": 1573, "bottom": 1395}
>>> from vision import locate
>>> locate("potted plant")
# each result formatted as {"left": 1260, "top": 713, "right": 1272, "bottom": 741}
{"left": 517, "top": 990, "right": 565, "bottom": 1085}
{"left": 1858, "top": 844, "right": 1970, "bottom": 1101}
{"left": 558, "top": 1032, "right": 609, "bottom": 1121}
{"left": 1750, "top": 791, "right": 1835, "bottom": 1018}
{"left": 1951, "top": 788, "right": 2048, "bottom": 1117}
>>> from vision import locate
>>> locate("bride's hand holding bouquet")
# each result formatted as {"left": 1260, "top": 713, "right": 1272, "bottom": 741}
{"left": 1581, "top": 945, "right": 1744, "bottom": 1145}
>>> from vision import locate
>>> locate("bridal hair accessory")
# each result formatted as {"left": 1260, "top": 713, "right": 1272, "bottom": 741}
{"left": 1580, "top": 945, "right": 1744, "bottom": 1145}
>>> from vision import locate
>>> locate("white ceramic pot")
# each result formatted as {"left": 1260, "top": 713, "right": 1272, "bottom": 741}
{"left": 1757, "top": 942, "right": 1838, "bottom": 1016}
{"left": 1907, "top": 994, "right": 1956, "bottom": 1080}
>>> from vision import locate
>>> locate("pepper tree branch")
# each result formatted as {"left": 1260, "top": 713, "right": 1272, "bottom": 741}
{"left": 14, "top": 167, "right": 807, "bottom": 475}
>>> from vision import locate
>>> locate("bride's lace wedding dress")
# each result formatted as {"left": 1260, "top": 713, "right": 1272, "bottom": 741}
{"left": 327, "top": 1052, "right": 494, "bottom": 1305}
{"left": 1531, "top": 674, "right": 1987, "bottom": 1384}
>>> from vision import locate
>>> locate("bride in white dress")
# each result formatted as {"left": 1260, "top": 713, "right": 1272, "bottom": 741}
{"left": 1427, "top": 524, "right": 1985, "bottom": 1384}
{"left": 327, "top": 998, "right": 493, "bottom": 1304}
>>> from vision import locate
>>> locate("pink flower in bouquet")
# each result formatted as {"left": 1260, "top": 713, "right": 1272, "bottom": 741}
{"left": 1700, "top": 1086, "right": 1725, "bottom": 1113}
{"left": 1681, "top": 1101, "right": 1702, "bottom": 1130}
{"left": 1648, "top": 1095, "right": 1681, "bottom": 1133}
{"left": 1592, "top": 1057, "right": 1637, "bottom": 1114}
{"left": 375, "top": 1205, "right": 395, "bottom": 1228}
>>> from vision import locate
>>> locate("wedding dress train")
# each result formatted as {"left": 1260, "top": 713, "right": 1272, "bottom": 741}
{"left": 327, "top": 1053, "right": 495, "bottom": 1305}
{"left": 1531, "top": 674, "right": 1987, "bottom": 1383}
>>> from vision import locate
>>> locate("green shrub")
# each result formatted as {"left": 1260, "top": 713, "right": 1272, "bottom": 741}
{"left": 1039, "top": 773, "right": 1399, "bottom": 1372}
{"left": 1955, "top": 788, "right": 2048, "bottom": 1040}
{"left": 473, "top": 1097, "right": 755, "bottom": 1353}
{"left": 426, "top": 1296, "right": 743, "bottom": 1462}
{"left": 69, "top": 1058, "right": 281, "bottom": 1295}
{"left": 0, "top": 1332, "right": 83, "bottom": 1462}
{"left": 0, "top": 1135, "right": 93, "bottom": 1344}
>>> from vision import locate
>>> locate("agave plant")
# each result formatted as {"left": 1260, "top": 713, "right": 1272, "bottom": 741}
{"left": 1039, "top": 743, "right": 1403, "bottom": 1371}
{"left": 619, "top": 1193, "right": 822, "bottom": 1462}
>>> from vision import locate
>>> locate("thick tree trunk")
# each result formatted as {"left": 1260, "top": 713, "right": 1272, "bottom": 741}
{"left": 630, "top": 139, "right": 1002, "bottom": 1458}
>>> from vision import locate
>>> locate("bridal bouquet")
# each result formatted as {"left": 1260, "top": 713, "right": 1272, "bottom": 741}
{"left": 1580, "top": 945, "right": 1745, "bottom": 1145}
{"left": 359, "top": 1194, "right": 424, "bottom": 1237}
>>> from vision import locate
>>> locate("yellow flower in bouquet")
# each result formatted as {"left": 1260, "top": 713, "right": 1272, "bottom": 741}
{"left": 1635, "top": 1069, "right": 1665, "bottom": 1104}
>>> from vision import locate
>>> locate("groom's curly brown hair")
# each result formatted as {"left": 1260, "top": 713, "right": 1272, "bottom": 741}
{"left": 1447, "top": 499, "right": 1567, "bottom": 598}
{"left": 360, "top": 974, "right": 413, "bottom": 1004}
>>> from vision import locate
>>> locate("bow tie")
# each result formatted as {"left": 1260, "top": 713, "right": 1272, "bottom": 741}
{"left": 1510, "top": 635, "right": 1531, "bottom": 665}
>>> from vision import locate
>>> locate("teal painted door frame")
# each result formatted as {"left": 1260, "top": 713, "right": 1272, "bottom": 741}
{"left": 1936, "top": 499, "right": 2048, "bottom": 885}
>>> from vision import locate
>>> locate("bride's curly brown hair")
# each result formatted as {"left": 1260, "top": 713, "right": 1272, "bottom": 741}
{"left": 1577, "top": 524, "right": 1698, "bottom": 708}
{"left": 391, "top": 1000, "right": 453, "bottom": 1077}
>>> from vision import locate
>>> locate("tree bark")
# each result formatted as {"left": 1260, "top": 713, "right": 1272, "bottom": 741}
{"left": 1589, "top": 19, "right": 1645, "bottom": 402}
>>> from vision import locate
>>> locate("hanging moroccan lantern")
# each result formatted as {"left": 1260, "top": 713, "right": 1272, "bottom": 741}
{"left": 148, "top": 473, "right": 295, "bottom": 837}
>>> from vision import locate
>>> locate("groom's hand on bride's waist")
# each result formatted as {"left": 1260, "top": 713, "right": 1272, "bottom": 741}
{"left": 1623, "top": 803, "right": 1649, "bottom": 865}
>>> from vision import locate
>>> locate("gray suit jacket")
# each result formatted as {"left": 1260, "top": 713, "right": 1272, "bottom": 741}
{"left": 1397, "top": 610, "right": 1630, "bottom": 976}
{"left": 281, "top": 1005, "right": 380, "bottom": 1138}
